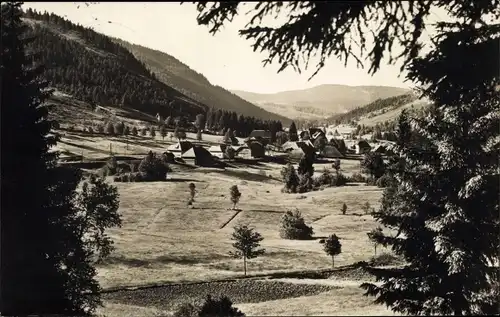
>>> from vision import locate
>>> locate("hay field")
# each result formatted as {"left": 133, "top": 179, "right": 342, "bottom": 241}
{"left": 96, "top": 162, "right": 386, "bottom": 290}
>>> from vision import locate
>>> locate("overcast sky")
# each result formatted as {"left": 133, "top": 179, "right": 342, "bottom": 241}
{"left": 23, "top": 2, "right": 430, "bottom": 94}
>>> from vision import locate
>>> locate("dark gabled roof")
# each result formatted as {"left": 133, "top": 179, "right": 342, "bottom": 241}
{"left": 182, "top": 146, "right": 212, "bottom": 159}
{"left": 167, "top": 141, "right": 193, "bottom": 152}
{"left": 357, "top": 140, "right": 371, "bottom": 148}
{"left": 249, "top": 130, "right": 271, "bottom": 138}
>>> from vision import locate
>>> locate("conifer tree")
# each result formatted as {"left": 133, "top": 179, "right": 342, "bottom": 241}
{"left": 289, "top": 121, "right": 298, "bottom": 141}
{"left": 361, "top": 22, "right": 500, "bottom": 316}
{"left": 1, "top": 3, "right": 121, "bottom": 315}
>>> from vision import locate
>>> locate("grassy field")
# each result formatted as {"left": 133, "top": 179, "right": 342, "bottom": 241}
{"left": 50, "top": 98, "right": 398, "bottom": 315}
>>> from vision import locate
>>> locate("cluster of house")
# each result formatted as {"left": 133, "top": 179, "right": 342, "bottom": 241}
{"left": 164, "top": 127, "right": 392, "bottom": 167}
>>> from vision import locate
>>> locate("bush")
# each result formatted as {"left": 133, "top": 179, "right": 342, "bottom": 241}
{"left": 114, "top": 172, "right": 147, "bottom": 182}
{"left": 173, "top": 295, "right": 245, "bottom": 317}
{"left": 100, "top": 156, "right": 118, "bottom": 177}
{"left": 87, "top": 126, "right": 94, "bottom": 134}
{"left": 375, "top": 174, "right": 393, "bottom": 188}
{"left": 97, "top": 124, "right": 105, "bottom": 134}
{"left": 368, "top": 252, "right": 404, "bottom": 267}
{"left": 297, "top": 173, "right": 314, "bottom": 193}
{"left": 279, "top": 209, "right": 314, "bottom": 240}
{"left": 131, "top": 126, "right": 138, "bottom": 136}
{"left": 136, "top": 151, "right": 169, "bottom": 181}
{"left": 106, "top": 122, "right": 115, "bottom": 135}
{"left": 349, "top": 172, "right": 367, "bottom": 183}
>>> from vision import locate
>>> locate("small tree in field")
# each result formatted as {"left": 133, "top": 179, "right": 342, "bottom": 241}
{"left": 123, "top": 125, "right": 130, "bottom": 136}
{"left": 159, "top": 125, "right": 167, "bottom": 140}
{"left": 230, "top": 185, "right": 241, "bottom": 210}
{"left": 341, "top": 203, "right": 347, "bottom": 215}
{"left": 106, "top": 122, "right": 115, "bottom": 135}
{"left": 131, "top": 126, "right": 138, "bottom": 136}
{"left": 140, "top": 127, "right": 147, "bottom": 136}
{"left": 229, "top": 225, "right": 265, "bottom": 276}
{"left": 149, "top": 126, "right": 156, "bottom": 138}
{"left": 362, "top": 202, "right": 373, "bottom": 215}
{"left": 281, "top": 163, "right": 299, "bottom": 193}
{"left": 323, "top": 234, "right": 342, "bottom": 267}
{"left": 196, "top": 129, "right": 202, "bottom": 141}
{"left": 188, "top": 182, "right": 196, "bottom": 206}
{"left": 367, "top": 227, "right": 384, "bottom": 256}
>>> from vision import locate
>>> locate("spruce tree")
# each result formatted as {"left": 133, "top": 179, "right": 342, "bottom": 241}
{"left": 289, "top": 121, "right": 298, "bottom": 141}
{"left": 361, "top": 22, "right": 500, "bottom": 315}
{"left": 1, "top": 3, "right": 121, "bottom": 315}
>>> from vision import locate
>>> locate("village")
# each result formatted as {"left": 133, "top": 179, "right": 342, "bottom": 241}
{"left": 159, "top": 116, "right": 391, "bottom": 168}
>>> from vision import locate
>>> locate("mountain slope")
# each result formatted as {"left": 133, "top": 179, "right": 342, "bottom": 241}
{"left": 113, "top": 39, "right": 291, "bottom": 124}
{"left": 23, "top": 11, "right": 206, "bottom": 120}
{"left": 232, "top": 85, "right": 411, "bottom": 119}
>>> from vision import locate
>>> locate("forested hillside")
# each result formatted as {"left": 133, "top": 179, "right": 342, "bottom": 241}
{"left": 21, "top": 9, "right": 287, "bottom": 133}
{"left": 326, "top": 93, "right": 418, "bottom": 124}
{"left": 23, "top": 9, "right": 208, "bottom": 120}
{"left": 114, "top": 39, "right": 290, "bottom": 123}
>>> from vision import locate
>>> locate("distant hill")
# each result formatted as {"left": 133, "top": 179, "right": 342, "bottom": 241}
{"left": 113, "top": 39, "right": 290, "bottom": 124}
{"left": 232, "top": 85, "right": 411, "bottom": 119}
{"left": 321, "top": 92, "right": 431, "bottom": 128}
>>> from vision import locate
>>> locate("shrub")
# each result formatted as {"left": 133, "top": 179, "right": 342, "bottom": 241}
{"left": 115, "top": 122, "right": 125, "bottom": 135}
{"left": 297, "top": 155, "right": 314, "bottom": 177}
{"left": 368, "top": 252, "right": 404, "bottom": 267}
{"left": 297, "top": 173, "right": 314, "bottom": 193}
{"left": 123, "top": 125, "right": 130, "bottom": 135}
{"left": 140, "top": 128, "right": 147, "bottom": 136}
{"left": 97, "top": 124, "right": 105, "bottom": 134}
{"left": 149, "top": 126, "right": 156, "bottom": 138}
{"left": 330, "top": 172, "right": 348, "bottom": 186}
{"left": 375, "top": 173, "right": 393, "bottom": 188}
{"left": 173, "top": 295, "right": 245, "bottom": 317}
{"left": 131, "top": 126, "right": 138, "bottom": 136}
{"left": 87, "top": 126, "right": 94, "bottom": 134}
{"left": 349, "top": 172, "right": 367, "bottom": 183}
{"left": 106, "top": 122, "right": 115, "bottom": 135}
{"left": 100, "top": 156, "right": 118, "bottom": 177}
{"left": 138, "top": 151, "right": 169, "bottom": 181}
{"left": 279, "top": 209, "right": 314, "bottom": 240}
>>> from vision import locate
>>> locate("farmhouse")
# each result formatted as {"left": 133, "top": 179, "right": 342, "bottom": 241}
{"left": 282, "top": 140, "right": 314, "bottom": 152}
{"left": 247, "top": 130, "right": 272, "bottom": 144}
{"left": 239, "top": 141, "right": 266, "bottom": 158}
{"left": 166, "top": 140, "right": 193, "bottom": 158}
{"left": 208, "top": 144, "right": 240, "bottom": 159}
{"left": 356, "top": 140, "right": 372, "bottom": 154}
{"left": 181, "top": 146, "right": 217, "bottom": 167}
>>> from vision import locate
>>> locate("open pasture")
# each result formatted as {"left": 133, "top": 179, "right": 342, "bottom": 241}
{"left": 96, "top": 161, "right": 387, "bottom": 290}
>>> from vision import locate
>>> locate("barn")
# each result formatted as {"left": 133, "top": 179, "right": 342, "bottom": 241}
{"left": 181, "top": 146, "right": 217, "bottom": 167}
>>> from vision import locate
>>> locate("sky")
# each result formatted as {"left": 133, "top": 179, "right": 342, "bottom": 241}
{"left": 22, "top": 2, "right": 426, "bottom": 94}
